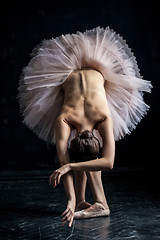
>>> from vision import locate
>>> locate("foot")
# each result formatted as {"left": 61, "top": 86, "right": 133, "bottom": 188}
{"left": 76, "top": 200, "right": 91, "bottom": 211}
{"left": 74, "top": 202, "right": 110, "bottom": 219}
{"left": 84, "top": 202, "right": 109, "bottom": 213}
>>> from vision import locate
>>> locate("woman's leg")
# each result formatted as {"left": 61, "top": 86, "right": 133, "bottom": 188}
{"left": 74, "top": 171, "right": 91, "bottom": 210}
{"left": 74, "top": 171, "right": 110, "bottom": 219}
{"left": 86, "top": 171, "right": 109, "bottom": 209}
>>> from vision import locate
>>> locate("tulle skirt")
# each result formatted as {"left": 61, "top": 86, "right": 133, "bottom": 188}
{"left": 18, "top": 26, "right": 152, "bottom": 145}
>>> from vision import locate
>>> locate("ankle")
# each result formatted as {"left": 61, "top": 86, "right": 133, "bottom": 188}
{"left": 76, "top": 198, "right": 85, "bottom": 205}
{"left": 94, "top": 200, "right": 109, "bottom": 209}
{"left": 76, "top": 199, "right": 85, "bottom": 207}
{"left": 76, "top": 200, "right": 91, "bottom": 211}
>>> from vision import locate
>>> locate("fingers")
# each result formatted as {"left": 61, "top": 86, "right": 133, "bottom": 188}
{"left": 61, "top": 210, "right": 71, "bottom": 221}
{"left": 61, "top": 208, "right": 74, "bottom": 227}
{"left": 57, "top": 173, "right": 61, "bottom": 185}
{"left": 69, "top": 215, "right": 74, "bottom": 227}
{"left": 61, "top": 208, "right": 70, "bottom": 217}
{"left": 49, "top": 171, "right": 61, "bottom": 187}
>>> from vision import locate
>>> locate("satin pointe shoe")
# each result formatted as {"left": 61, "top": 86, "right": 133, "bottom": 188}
{"left": 74, "top": 203, "right": 110, "bottom": 219}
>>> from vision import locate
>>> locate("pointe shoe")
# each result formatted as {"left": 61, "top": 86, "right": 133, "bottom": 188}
{"left": 75, "top": 200, "right": 91, "bottom": 211}
{"left": 74, "top": 203, "right": 110, "bottom": 219}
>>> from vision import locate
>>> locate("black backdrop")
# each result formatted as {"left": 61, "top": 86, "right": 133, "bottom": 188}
{"left": 0, "top": 0, "right": 159, "bottom": 171}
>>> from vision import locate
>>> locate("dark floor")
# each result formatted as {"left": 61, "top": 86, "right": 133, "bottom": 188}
{"left": 0, "top": 168, "right": 160, "bottom": 240}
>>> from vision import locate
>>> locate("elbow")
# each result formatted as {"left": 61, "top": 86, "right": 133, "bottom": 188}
{"left": 107, "top": 162, "right": 114, "bottom": 170}
{"left": 104, "top": 158, "right": 114, "bottom": 170}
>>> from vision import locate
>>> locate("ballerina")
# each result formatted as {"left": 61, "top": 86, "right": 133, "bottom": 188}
{"left": 18, "top": 27, "right": 152, "bottom": 227}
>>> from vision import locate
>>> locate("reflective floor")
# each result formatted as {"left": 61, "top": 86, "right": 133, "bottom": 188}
{"left": 0, "top": 168, "right": 160, "bottom": 240}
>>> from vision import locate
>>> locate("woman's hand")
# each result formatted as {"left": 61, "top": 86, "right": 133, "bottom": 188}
{"left": 49, "top": 163, "right": 71, "bottom": 188}
{"left": 61, "top": 198, "right": 75, "bottom": 227}
{"left": 49, "top": 164, "right": 75, "bottom": 227}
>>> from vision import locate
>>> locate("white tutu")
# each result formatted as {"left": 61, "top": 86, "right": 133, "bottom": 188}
{"left": 18, "top": 26, "right": 152, "bottom": 145}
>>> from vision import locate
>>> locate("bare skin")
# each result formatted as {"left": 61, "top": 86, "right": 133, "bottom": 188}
{"left": 49, "top": 69, "right": 115, "bottom": 227}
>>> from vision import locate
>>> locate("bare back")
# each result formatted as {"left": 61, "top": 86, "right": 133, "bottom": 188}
{"left": 59, "top": 69, "right": 111, "bottom": 129}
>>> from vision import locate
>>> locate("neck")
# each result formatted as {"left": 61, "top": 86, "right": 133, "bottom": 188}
{"left": 76, "top": 123, "right": 94, "bottom": 134}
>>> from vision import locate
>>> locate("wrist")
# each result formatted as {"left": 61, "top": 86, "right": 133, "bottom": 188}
{"left": 70, "top": 163, "right": 75, "bottom": 170}
{"left": 68, "top": 196, "right": 76, "bottom": 201}
{"left": 70, "top": 162, "right": 84, "bottom": 172}
{"left": 70, "top": 162, "right": 80, "bottom": 171}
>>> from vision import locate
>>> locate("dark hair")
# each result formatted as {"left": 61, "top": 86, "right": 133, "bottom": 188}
{"left": 69, "top": 130, "right": 100, "bottom": 162}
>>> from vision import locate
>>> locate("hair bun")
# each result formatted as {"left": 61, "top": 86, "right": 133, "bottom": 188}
{"left": 70, "top": 130, "right": 100, "bottom": 162}
{"left": 78, "top": 130, "right": 93, "bottom": 139}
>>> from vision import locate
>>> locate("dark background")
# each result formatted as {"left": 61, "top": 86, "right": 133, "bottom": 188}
{"left": 0, "top": 0, "right": 159, "bottom": 173}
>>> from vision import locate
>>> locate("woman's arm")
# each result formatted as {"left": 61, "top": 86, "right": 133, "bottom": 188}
{"left": 54, "top": 117, "right": 75, "bottom": 199}
{"left": 53, "top": 116, "right": 115, "bottom": 176}
{"left": 49, "top": 116, "right": 75, "bottom": 227}
{"left": 70, "top": 157, "right": 113, "bottom": 172}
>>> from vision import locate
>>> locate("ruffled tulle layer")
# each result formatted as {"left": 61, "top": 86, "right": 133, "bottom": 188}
{"left": 18, "top": 26, "right": 152, "bottom": 144}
